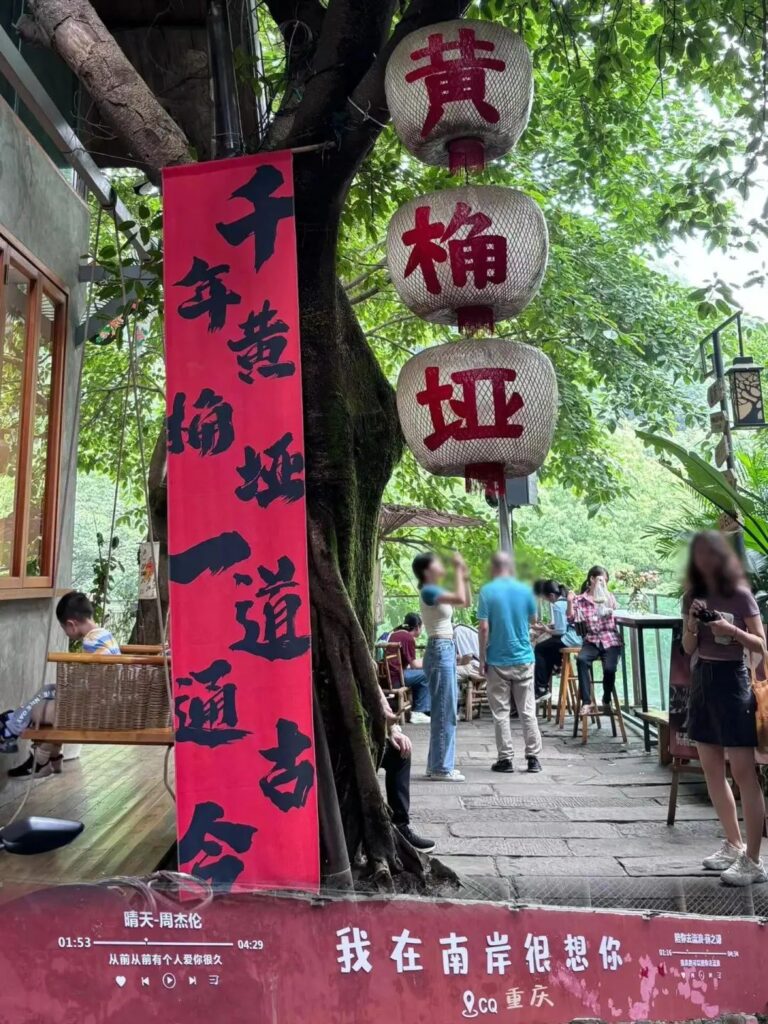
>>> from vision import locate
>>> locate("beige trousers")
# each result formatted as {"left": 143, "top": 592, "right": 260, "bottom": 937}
{"left": 30, "top": 699, "right": 61, "bottom": 763}
{"left": 486, "top": 662, "right": 542, "bottom": 760}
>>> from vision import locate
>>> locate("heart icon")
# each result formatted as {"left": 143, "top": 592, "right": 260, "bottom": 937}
{"left": 115, "top": 977, "right": 127, "bottom": 989}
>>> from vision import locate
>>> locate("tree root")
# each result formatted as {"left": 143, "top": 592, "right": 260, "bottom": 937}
{"left": 308, "top": 516, "right": 409, "bottom": 886}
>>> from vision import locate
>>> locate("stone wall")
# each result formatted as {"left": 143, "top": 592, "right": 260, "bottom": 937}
{"left": 0, "top": 97, "right": 89, "bottom": 766}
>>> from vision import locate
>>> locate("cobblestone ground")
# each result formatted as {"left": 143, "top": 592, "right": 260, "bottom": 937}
{"left": 394, "top": 712, "right": 768, "bottom": 917}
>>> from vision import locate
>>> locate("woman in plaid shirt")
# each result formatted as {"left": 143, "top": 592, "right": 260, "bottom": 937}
{"left": 569, "top": 566, "right": 622, "bottom": 713}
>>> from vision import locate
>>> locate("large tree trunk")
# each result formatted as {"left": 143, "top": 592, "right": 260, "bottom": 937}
{"left": 294, "top": 156, "right": 404, "bottom": 870}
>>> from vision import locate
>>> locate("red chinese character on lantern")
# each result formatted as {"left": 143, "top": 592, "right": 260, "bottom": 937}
{"left": 405, "top": 27, "right": 506, "bottom": 137}
{"left": 402, "top": 202, "right": 508, "bottom": 295}
{"left": 416, "top": 366, "right": 524, "bottom": 451}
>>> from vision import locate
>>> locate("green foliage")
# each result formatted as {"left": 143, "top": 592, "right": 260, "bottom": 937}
{"left": 90, "top": 531, "right": 123, "bottom": 628}
{"left": 638, "top": 429, "right": 768, "bottom": 604}
{"left": 638, "top": 430, "right": 768, "bottom": 549}
{"left": 515, "top": 427, "right": 689, "bottom": 587}
{"left": 79, "top": 178, "right": 165, "bottom": 528}
{"left": 75, "top": 1, "right": 768, "bottom": 619}
{"left": 71, "top": 474, "right": 144, "bottom": 642}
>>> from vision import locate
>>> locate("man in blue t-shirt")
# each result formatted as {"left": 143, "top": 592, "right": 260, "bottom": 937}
{"left": 477, "top": 552, "right": 542, "bottom": 774}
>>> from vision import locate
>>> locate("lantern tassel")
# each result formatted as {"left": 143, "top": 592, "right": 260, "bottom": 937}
{"left": 465, "top": 462, "right": 505, "bottom": 496}
{"left": 448, "top": 138, "right": 486, "bottom": 174}
{"left": 457, "top": 305, "right": 494, "bottom": 335}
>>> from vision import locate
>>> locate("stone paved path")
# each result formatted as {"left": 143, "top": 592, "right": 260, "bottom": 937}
{"left": 394, "top": 712, "right": 768, "bottom": 917}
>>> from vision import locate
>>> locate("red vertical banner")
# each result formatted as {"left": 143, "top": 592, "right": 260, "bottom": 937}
{"left": 163, "top": 153, "right": 319, "bottom": 893}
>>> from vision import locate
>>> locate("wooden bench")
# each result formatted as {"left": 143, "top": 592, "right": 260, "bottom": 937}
{"left": 636, "top": 709, "right": 671, "bottom": 766}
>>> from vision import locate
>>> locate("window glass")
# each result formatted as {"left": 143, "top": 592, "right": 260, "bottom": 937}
{"left": 26, "top": 291, "right": 58, "bottom": 576}
{"left": 0, "top": 264, "right": 30, "bottom": 577}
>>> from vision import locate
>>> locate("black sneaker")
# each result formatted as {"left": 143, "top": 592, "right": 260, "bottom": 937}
{"left": 491, "top": 758, "right": 514, "bottom": 773}
{"left": 527, "top": 756, "right": 542, "bottom": 773}
{"left": 396, "top": 824, "right": 436, "bottom": 853}
{"left": 8, "top": 753, "right": 34, "bottom": 777}
{"left": 601, "top": 702, "right": 613, "bottom": 715}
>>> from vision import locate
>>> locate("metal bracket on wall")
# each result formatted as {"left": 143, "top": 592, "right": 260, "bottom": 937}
{"left": 0, "top": 25, "right": 149, "bottom": 263}
{"left": 74, "top": 265, "right": 159, "bottom": 346}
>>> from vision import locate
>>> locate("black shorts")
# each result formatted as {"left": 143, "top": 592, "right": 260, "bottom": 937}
{"left": 687, "top": 659, "right": 757, "bottom": 748}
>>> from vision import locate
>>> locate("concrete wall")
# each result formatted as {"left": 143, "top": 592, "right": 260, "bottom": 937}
{"left": 0, "top": 97, "right": 89, "bottom": 752}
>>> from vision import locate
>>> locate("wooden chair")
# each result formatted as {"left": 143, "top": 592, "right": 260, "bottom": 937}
{"left": 459, "top": 668, "right": 487, "bottom": 721}
{"left": 374, "top": 642, "right": 412, "bottom": 726}
{"left": 22, "top": 651, "right": 173, "bottom": 747}
{"left": 666, "top": 724, "right": 768, "bottom": 830}
{"left": 554, "top": 647, "right": 580, "bottom": 727}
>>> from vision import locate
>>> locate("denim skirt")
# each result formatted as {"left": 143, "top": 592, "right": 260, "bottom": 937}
{"left": 688, "top": 658, "right": 757, "bottom": 748}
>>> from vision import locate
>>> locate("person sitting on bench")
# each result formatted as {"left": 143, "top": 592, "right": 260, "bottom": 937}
{"left": 1, "top": 592, "right": 120, "bottom": 777}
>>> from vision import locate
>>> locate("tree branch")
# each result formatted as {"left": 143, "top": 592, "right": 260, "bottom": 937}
{"left": 349, "top": 280, "right": 391, "bottom": 305}
{"left": 339, "top": 0, "right": 473, "bottom": 169}
{"left": 284, "top": 1, "right": 400, "bottom": 146}
{"left": 21, "top": 0, "right": 193, "bottom": 182}
{"left": 342, "top": 257, "right": 387, "bottom": 292}
{"left": 263, "top": 0, "right": 326, "bottom": 38}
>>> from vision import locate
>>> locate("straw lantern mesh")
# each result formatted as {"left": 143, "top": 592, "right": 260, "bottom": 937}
{"left": 384, "top": 19, "right": 533, "bottom": 167}
{"left": 396, "top": 338, "right": 558, "bottom": 480}
{"left": 387, "top": 185, "right": 548, "bottom": 327}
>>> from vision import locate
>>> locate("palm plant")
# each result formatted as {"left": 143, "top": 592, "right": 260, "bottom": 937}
{"left": 637, "top": 431, "right": 768, "bottom": 603}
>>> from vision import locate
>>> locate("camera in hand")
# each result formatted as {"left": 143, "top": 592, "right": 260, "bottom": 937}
{"left": 694, "top": 608, "right": 721, "bottom": 623}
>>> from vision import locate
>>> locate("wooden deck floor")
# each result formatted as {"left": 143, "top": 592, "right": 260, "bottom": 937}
{"left": 0, "top": 745, "right": 175, "bottom": 894}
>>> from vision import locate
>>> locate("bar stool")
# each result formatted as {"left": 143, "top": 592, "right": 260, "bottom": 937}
{"left": 572, "top": 672, "right": 628, "bottom": 745}
{"left": 554, "top": 647, "right": 581, "bottom": 727}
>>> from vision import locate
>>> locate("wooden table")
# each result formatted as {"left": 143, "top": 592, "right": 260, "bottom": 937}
{"left": 614, "top": 611, "right": 682, "bottom": 753}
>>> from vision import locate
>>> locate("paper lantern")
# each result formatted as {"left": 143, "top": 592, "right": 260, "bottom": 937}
{"left": 385, "top": 19, "right": 533, "bottom": 172}
{"left": 396, "top": 338, "right": 558, "bottom": 491}
{"left": 387, "top": 185, "right": 548, "bottom": 332}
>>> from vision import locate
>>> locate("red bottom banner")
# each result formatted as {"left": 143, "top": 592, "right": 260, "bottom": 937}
{"left": 2, "top": 886, "right": 766, "bottom": 1023}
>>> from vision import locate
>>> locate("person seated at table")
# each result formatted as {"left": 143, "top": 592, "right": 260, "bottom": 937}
{"left": 534, "top": 580, "right": 581, "bottom": 698}
{"left": 388, "top": 613, "right": 430, "bottom": 724}
{"left": 570, "top": 566, "right": 621, "bottom": 714}
{"left": 454, "top": 622, "right": 480, "bottom": 670}
{"left": 1, "top": 592, "right": 120, "bottom": 776}
{"left": 377, "top": 684, "right": 435, "bottom": 852}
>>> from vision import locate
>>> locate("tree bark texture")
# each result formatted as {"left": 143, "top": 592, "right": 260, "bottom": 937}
{"left": 24, "top": 0, "right": 470, "bottom": 886}
{"left": 21, "top": 0, "right": 194, "bottom": 177}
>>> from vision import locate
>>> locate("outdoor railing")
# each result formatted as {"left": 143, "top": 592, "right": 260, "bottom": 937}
{"left": 381, "top": 590, "right": 679, "bottom": 716}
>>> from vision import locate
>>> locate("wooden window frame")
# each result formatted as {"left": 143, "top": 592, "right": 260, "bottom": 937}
{"left": 0, "top": 228, "right": 68, "bottom": 597}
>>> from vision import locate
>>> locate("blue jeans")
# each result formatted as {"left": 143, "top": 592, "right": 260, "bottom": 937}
{"left": 404, "top": 668, "right": 430, "bottom": 713}
{"left": 6, "top": 685, "right": 56, "bottom": 736}
{"left": 423, "top": 638, "right": 457, "bottom": 775}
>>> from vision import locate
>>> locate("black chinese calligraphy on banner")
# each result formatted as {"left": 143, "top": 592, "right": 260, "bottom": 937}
{"left": 163, "top": 153, "right": 318, "bottom": 892}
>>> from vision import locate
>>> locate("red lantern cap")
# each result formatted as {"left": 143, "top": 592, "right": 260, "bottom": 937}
{"left": 448, "top": 138, "right": 486, "bottom": 174}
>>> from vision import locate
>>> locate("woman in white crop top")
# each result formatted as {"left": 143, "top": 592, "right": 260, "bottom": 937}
{"left": 413, "top": 551, "right": 471, "bottom": 781}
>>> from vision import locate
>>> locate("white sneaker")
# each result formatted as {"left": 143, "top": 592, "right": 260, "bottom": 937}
{"left": 702, "top": 840, "right": 744, "bottom": 871}
{"left": 410, "top": 712, "right": 431, "bottom": 724}
{"left": 429, "top": 770, "right": 465, "bottom": 782}
{"left": 720, "top": 851, "right": 768, "bottom": 887}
